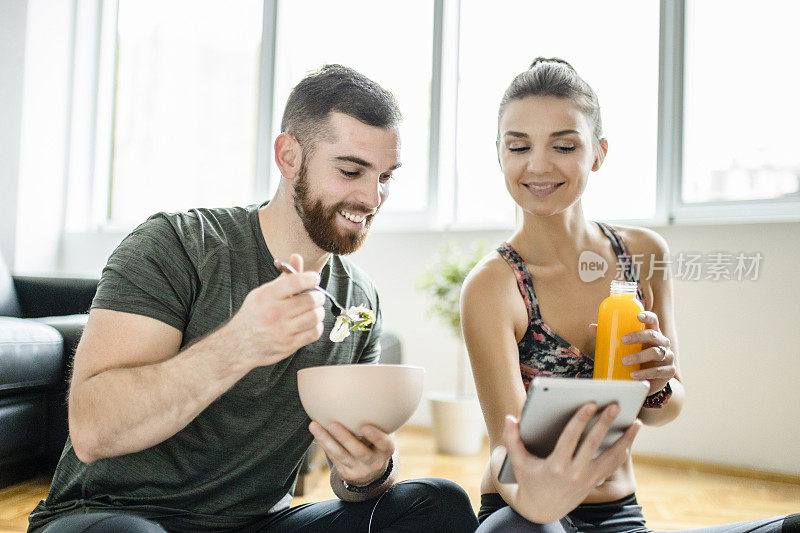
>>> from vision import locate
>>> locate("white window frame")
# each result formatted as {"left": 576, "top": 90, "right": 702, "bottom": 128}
{"left": 66, "top": 0, "right": 800, "bottom": 238}
{"left": 661, "top": 0, "right": 800, "bottom": 225}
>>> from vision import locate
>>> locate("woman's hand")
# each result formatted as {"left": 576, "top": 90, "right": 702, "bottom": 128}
{"left": 490, "top": 403, "right": 641, "bottom": 524}
{"left": 621, "top": 311, "right": 676, "bottom": 395}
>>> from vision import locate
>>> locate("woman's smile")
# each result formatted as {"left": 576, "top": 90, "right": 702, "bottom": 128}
{"left": 522, "top": 181, "right": 565, "bottom": 198}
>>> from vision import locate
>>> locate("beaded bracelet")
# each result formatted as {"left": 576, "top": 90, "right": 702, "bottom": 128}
{"left": 343, "top": 457, "right": 393, "bottom": 494}
{"left": 643, "top": 382, "right": 672, "bottom": 409}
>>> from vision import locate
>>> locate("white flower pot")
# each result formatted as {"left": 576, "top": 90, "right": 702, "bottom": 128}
{"left": 428, "top": 392, "right": 486, "bottom": 455}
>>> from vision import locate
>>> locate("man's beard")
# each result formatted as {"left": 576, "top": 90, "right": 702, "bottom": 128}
{"left": 292, "top": 165, "right": 377, "bottom": 255}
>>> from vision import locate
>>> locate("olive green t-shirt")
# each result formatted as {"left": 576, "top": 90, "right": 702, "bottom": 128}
{"left": 28, "top": 202, "right": 382, "bottom": 532}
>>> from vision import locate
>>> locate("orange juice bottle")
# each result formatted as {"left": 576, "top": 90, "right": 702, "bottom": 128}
{"left": 593, "top": 280, "right": 645, "bottom": 380}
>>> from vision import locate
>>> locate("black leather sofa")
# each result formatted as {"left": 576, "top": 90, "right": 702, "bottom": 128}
{"left": 0, "top": 252, "right": 96, "bottom": 487}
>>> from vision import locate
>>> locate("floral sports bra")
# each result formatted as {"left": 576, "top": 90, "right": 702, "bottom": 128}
{"left": 497, "top": 222, "right": 645, "bottom": 390}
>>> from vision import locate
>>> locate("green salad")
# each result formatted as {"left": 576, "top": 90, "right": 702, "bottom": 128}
{"left": 329, "top": 304, "right": 376, "bottom": 343}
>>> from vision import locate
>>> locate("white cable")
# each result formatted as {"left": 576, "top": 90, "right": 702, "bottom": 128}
{"left": 367, "top": 480, "right": 412, "bottom": 533}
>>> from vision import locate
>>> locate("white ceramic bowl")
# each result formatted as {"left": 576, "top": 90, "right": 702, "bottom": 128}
{"left": 297, "top": 364, "right": 425, "bottom": 435}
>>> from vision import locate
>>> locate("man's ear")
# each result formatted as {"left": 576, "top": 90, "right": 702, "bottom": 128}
{"left": 592, "top": 138, "right": 608, "bottom": 172}
{"left": 274, "top": 133, "right": 302, "bottom": 180}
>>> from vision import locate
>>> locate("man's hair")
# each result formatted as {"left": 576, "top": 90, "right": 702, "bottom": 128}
{"left": 280, "top": 64, "right": 402, "bottom": 151}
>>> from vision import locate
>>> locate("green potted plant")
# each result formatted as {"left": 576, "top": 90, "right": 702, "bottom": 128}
{"left": 417, "top": 241, "right": 489, "bottom": 454}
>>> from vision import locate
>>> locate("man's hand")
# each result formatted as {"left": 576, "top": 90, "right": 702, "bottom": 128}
{"left": 68, "top": 252, "right": 327, "bottom": 463}
{"left": 491, "top": 404, "right": 641, "bottom": 524}
{"left": 225, "top": 253, "right": 326, "bottom": 371}
{"left": 310, "top": 421, "right": 395, "bottom": 486}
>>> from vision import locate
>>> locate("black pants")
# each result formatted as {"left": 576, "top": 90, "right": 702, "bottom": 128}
{"left": 476, "top": 492, "right": 799, "bottom": 533}
{"left": 34, "top": 478, "right": 479, "bottom": 533}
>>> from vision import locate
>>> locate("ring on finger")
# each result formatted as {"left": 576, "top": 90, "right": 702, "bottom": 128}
{"left": 655, "top": 345, "right": 667, "bottom": 361}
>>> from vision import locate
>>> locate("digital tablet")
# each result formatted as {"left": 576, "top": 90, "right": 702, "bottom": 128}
{"left": 498, "top": 377, "right": 649, "bottom": 484}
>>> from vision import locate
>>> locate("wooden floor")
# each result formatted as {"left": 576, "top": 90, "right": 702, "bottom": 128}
{"left": 1, "top": 426, "right": 797, "bottom": 532}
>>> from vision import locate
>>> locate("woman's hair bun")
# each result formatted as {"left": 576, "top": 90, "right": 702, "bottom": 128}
{"left": 529, "top": 57, "right": 576, "bottom": 71}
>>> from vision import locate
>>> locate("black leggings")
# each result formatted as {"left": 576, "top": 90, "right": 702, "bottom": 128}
{"left": 476, "top": 492, "right": 799, "bottom": 533}
{"left": 478, "top": 493, "right": 647, "bottom": 531}
{"left": 34, "top": 478, "right": 479, "bottom": 533}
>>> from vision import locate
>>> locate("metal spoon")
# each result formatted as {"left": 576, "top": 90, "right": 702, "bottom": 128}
{"left": 274, "top": 260, "right": 359, "bottom": 321}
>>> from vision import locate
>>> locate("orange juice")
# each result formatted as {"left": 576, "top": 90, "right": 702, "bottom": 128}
{"left": 593, "top": 280, "right": 645, "bottom": 380}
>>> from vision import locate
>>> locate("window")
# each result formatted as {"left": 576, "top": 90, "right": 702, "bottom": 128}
{"left": 63, "top": 0, "right": 799, "bottom": 234}
{"left": 456, "top": 1, "right": 660, "bottom": 226}
{"left": 682, "top": 0, "right": 800, "bottom": 204}
{"left": 270, "top": 0, "right": 435, "bottom": 216}
{"left": 109, "top": 0, "right": 263, "bottom": 226}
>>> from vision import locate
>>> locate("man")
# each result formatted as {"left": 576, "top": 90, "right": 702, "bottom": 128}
{"left": 28, "top": 65, "right": 479, "bottom": 532}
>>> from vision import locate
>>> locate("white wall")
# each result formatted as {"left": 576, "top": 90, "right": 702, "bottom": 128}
{"left": 30, "top": 219, "right": 800, "bottom": 476}
{"left": 0, "top": 0, "right": 28, "bottom": 265}
{"left": 640, "top": 222, "right": 800, "bottom": 473}
{"left": 14, "top": 0, "right": 73, "bottom": 274}
{"left": 0, "top": 0, "right": 72, "bottom": 274}
{"left": 350, "top": 222, "right": 800, "bottom": 475}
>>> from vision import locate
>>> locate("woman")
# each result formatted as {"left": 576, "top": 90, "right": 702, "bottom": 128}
{"left": 461, "top": 58, "right": 795, "bottom": 532}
